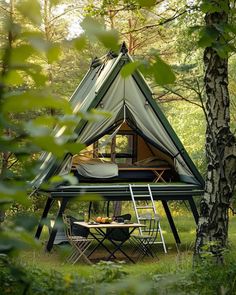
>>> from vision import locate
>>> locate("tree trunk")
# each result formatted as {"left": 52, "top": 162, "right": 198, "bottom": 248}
{"left": 113, "top": 201, "right": 122, "bottom": 217}
{"left": 194, "top": 1, "right": 236, "bottom": 262}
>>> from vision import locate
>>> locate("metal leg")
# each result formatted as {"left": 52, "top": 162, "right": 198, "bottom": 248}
{"left": 88, "top": 229, "right": 116, "bottom": 259}
{"left": 88, "top": 202, "right": 92, "bottom": 220}
{"left": 46, "top": 198, "right": 68, "bottom": 252}
{"left": 188, "top": 197, "right": 199, "bottom": 224}
{"left": 35, "top": 197, "right": 54, "bottom": 239}
{"left": 107, "top": 201, "right": 110, "bottom": 217}
{"left": 162, "top": 200, "right": 181, "bottom": 244}
{"left": 106, "top": 227, "right": 137, "bottom": 263}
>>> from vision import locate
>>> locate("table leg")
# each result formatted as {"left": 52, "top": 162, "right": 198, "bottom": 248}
{"left": 153, "top": 170, "right": 166, "bottom": 183}
{"left": 106, "top": 227, "right": 136, "bottom": 263}
{"left": 87, "top": 229, "right": 116, "bottom": 259}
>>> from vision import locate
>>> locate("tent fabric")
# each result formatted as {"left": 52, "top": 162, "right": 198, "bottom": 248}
{"left": 32, "top": 47, "right": 204, "bottom": 189}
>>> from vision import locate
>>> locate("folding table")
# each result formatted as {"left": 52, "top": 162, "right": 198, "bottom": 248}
{"left": 74, "top": 221, "right": 145, "bottom": 263}
{"left": 118, "top": 167, "right": 171, "bottom": 182}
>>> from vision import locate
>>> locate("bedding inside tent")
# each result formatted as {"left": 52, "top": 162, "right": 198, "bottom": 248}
{"left": 71, "top": 123, "right": 177, "bottom": 183}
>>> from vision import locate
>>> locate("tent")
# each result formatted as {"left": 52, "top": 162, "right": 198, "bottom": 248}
{"left": 34, "top": 43, "right": 204, "bottom": 251}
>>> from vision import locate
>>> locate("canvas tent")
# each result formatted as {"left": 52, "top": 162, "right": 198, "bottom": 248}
{"left": 34, "top": 43, "right": 204, "bottom": 251}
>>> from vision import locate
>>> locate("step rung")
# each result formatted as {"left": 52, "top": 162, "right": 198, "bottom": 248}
{"left": 136, "top": 206, "right": 154, "bottom": 209}
{"left": 138, "top": 217, "right": 153, "bottom": 220}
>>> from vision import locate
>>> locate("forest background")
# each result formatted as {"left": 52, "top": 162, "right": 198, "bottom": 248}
{"left": 0, "top": 0, "right": 236, "bottom": 294}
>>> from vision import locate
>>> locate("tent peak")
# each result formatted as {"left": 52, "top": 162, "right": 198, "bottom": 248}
{"left": 90, "top": 51, "right": 118, "bottom": 68}
{"left": 120, "top": 42, "right": 128, "bottom": 54}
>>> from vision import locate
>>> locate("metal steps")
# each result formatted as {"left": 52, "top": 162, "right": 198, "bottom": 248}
{"left": 129, "top": 184, "right": 167, "bottom": 253}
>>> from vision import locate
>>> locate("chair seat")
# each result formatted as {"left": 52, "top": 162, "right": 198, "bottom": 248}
{"left": 70, "top": 235, "right": 89, "bottom": 240}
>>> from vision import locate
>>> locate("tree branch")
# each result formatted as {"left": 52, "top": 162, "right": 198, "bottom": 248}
{"left": 0, "top": 5, "right": 11, "bottom": 15}
{"left": 122, "top": 10, "right": 187, "bottom": 34}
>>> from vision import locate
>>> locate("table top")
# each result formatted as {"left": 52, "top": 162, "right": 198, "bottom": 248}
{"left": 74, "top": 221, "right": 145, "bottom": 229}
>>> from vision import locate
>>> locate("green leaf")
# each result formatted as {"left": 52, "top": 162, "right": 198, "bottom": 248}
{"left": 97, "top": 30, "right": 119, "bottom": 52}
{"left": 120, "top": 61, "right": 141, "bottom": 78}
{"left": 77, "top": 194, "right": 104, "bottom": 201}
{"left": 135, "top": 0, "right": 156, "bottom": 8}
{"left": 26, "top": 69, "right": 47, "bottom": 87}
{"left": 31, "top": 136, "right": 66, "bottom": 157}
{"left": 50, "top": 0, "right": 61, "bottom": 5}
{"left": 79, "top": 109, "right": 112, "bottom": 121}
{"left": 81, "top": 17, "right": 119, "bottom": 52}
{"left": 24, "top": 121, "right": 52, "bottom": 137}
{"left": 3, "top": 71, "right": 23, "bottom": 86}
{"left": 152, "top": 57, "right": 176, "bottom": 85}
{"left": 81, "top": 16, "right": 103, "bottom": 35}
{"left": 3, "top": 91, "right": 72, "bottom": 114}
{"left": 188, "top": 26, "right": 203, "bottom": 34}
{"left": 201, "top": 0, "right": 229, "bottom": 13}
{"left": 198, "top": 26, "right": 219, "bottom": 48}
{"left": 16, "top": 0, "right": 42, "bottom": 25}
{"left": 225, "top": 24, "right": 236, "bottom": 34}
{"left": 213, "top": 44, "right": 229, "bottom": 58}
{"left": 63, "top": 142, "right": 85, "bottom": 154}
{"left": 11, "top": 45, "right": 36, "bottom": 64}
{"left": 23, "top": 32, "right": 49, "bottom": 52}
{"left": 13, "top": 214, "right": 38, "bottom": 232}
{"left": 73, "top": 35, "right": 87, "bottom": 51}
{"left": 46, "top": 44, "right": 61, "bottom": 63}
{"left": 0, "top": 183, "right": 29, "bottom": 205}
{"left": 50, "top": 174, "right": 78, "bottom": 186}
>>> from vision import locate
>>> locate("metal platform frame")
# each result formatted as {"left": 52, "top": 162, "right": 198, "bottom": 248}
{"left": 35, "top": 183, "right": 203, "bottom": 252}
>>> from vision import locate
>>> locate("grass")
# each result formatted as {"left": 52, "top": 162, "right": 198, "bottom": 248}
{"left": 17, "top": 215, "right": 236, "bottom": 280}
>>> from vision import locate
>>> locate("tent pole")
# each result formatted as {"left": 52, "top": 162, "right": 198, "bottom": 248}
{"left": 35, "top": 196, "right": 54, "bottom": 239}
{"left": 188, "top": 196, "right": 199, "bottom": 224}
{"left": 45, "top": 197, "right": 68, "bottom": 252}
{"left": 161, "top": 200, "right": 181, "bottom": 244}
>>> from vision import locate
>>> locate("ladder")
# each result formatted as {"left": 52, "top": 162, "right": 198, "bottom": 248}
{"left": 129, "top": 184, "right": 167, "bottom": 253}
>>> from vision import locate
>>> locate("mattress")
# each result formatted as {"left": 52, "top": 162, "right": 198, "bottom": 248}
{"left": 76, "top": 159, "right": 118, "bottom": 178}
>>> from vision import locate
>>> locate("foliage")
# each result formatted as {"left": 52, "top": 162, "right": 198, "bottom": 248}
{"left": 178, "top": 253, "right": 236, "bottom": 295}
{"left": 161, "top": 101, "right": 206, "bottom": 175}
{"left": 2, "top": 250, "right": 236, "bottom": 295}
{"left": 0, "top": 256, "right": 92, "bottom": 295}
{"left": 92, "top": 260, "right": 128, "bottom": 283}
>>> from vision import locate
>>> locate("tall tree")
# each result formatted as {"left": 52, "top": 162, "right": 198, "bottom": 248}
{"left": 194, "top": 0, "right": 236, "bottom": 262}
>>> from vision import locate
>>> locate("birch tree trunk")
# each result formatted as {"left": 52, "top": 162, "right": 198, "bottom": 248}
{"left": 194, "top": 0, "right": 236, "bottom": 262}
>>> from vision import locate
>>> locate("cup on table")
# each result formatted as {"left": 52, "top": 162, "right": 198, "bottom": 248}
{"left": 117, "top": 217, "right": 124, "bottom": 223}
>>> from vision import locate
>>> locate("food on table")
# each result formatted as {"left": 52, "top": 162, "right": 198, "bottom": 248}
{"left": 95, "top": 216, "right": 112, "bottom": 223}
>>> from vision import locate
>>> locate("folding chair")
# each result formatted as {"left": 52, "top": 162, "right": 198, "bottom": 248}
{"left": 63, "top": 215, "right": 92, "bottom": 265}
{"left": 131, "top": 213, "right": 160, "bottom": 260}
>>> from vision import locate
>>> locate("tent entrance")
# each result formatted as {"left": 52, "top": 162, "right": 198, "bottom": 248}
{"left": 71, "top": 122, "right": 178, "bottom": 183}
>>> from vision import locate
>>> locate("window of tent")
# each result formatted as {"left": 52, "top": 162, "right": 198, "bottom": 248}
{"left": 93, "top": 131, "right": 137, "bottom": 164}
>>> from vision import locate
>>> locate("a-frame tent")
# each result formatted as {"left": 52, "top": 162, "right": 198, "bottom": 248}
{"left": 34, "top": 43, "right": 204, "bottom": 251}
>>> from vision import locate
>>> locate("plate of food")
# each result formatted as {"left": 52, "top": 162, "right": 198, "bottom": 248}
{"left": 95, "top": 216, "right": 113, "bottom": 224}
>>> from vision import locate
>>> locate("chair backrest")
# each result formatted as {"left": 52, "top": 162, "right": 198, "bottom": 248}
{"left": 107, "top": 214, "right": 132, "bottom": 242}
{"left": 140, "top": 213, "right": 160, "bottom": 238}
{"left": 63, "top": 215, "right": 89, "bottom": 238}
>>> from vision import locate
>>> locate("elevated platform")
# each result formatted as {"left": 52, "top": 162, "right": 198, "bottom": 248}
{"left": 48, "top": 182, "right": 203, "bottom": 201}
{"left": 36, "top": 182, "right": 203, "bottom": 252}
